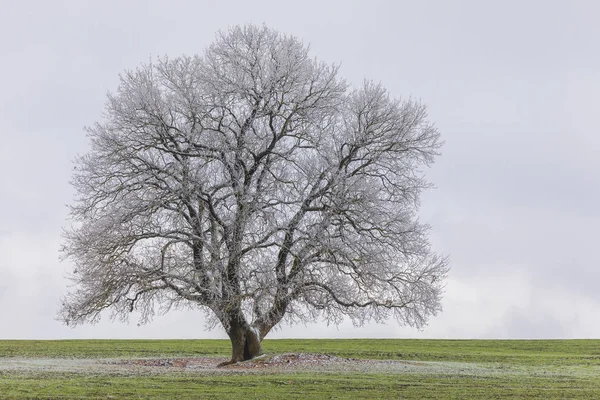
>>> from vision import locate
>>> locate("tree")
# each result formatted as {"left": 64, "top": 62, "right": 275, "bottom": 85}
{"left": 59, "top": 25, "right": 449, "bottom": 363}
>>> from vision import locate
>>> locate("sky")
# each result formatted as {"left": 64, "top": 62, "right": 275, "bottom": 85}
{"left": 0, "top": 0, "right": 598, "bottom": 340}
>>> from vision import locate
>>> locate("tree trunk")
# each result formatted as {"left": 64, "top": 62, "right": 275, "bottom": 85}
{"left": 226, "top": 320, "right": 263, "bottom": 364}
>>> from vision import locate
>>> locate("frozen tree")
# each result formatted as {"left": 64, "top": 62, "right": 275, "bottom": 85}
{"left": 59, "top": 25, "right": 449, "bottom": 363}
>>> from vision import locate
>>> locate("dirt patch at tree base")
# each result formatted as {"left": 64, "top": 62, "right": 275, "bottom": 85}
{"left": 103, "top": 353, "right": 367, "bottom": 370}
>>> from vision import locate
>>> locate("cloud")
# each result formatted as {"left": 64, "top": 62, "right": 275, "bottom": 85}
{"left": 0, "top": 0, "right": 599, "bottom": 339}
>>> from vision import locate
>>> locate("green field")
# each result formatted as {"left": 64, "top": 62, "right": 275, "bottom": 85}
{"left": 1, "top": 339, "right": 599, "bottom": 399}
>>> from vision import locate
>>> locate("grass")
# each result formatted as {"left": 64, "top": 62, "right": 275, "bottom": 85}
{"left": 4, "top": 372, "right": 600, "bottom": 399}
{"left": 0, "top": 339, "right": 231, "bottom": 359}
{"left": 2, "top": 338, "right": 600, "bottom": 365}
{"left": 1, "top": 339, "right": 600, "bottom": 398}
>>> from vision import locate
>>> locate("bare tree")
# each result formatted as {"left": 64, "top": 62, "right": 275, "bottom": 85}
{"left": 59, "top": 25, "right": 449, "bottom": 363}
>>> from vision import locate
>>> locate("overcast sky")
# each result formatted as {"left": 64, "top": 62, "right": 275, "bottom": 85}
{"left": 1, "top": 0, "right": 598, "bottom": 340}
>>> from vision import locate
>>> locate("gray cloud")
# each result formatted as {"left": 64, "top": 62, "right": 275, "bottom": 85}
{"left": 495, "top": 307, "right": 574, "bottom": 339}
